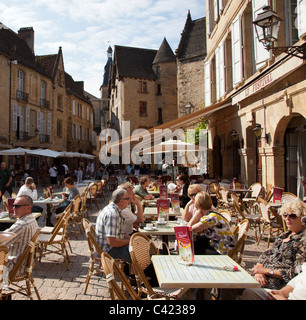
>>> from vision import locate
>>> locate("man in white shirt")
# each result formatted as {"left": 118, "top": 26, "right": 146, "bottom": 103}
{"left": 17, "top": 177, "right": 43, "bottom": 214}
{"left": 4, "top": 195, "right": 39, "bottom": 280}
{"left": 119, "top": 182, "right": 144, "bottom": 235}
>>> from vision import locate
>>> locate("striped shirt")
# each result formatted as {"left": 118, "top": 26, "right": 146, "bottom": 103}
{"left": 95, "top": 202, "right": 126, "bottom": 252}
{"left": 5, "top": 214, "right": 39, "bottom": 275}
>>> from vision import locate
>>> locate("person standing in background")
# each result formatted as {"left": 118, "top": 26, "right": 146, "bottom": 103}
{"left": 0, "top": 162, "right": 13, "bottom": 203}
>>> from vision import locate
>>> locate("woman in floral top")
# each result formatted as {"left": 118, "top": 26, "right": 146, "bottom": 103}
{"left": 188, "top": 191, "right": 236, "bottom": 255}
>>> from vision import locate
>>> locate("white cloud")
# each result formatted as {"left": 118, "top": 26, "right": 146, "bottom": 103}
{"left": 1, "top": 0, "right": 205, "bottom": 96}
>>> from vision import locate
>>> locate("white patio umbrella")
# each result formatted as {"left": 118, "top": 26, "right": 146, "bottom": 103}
{"left": 27, "top": 149, "right": 63, "bottom": 158}
{"left": 60, "top": 151, "right": 95, "bottom": 159}
{"left": 81, "top": 153, "right": 95, "bottom": 159}
{"left": 60, "top": 151, "right": 81, "bottom": 158}
{"left": 0, "top": 147, "right": 29, "bottom": 156}
{"left": 141, "top": 139, "right": 203, "bottom": 154}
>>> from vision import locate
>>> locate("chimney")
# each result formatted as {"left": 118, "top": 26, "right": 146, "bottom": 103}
{"left": 18, "top": 27, "right": 35, "bottom": 55}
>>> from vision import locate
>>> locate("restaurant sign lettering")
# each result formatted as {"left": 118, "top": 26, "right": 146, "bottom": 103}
{"left": 245, "top": 73, "right": 273, "bottom": 97}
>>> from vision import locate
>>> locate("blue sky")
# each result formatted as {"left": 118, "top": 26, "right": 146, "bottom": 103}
{"left": 0, "top": 0, "right": 205, "bottom": 97}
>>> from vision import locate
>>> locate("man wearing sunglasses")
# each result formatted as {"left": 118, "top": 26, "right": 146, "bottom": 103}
{"left": 3, "top": 195, "right": 39, "bottom": 279}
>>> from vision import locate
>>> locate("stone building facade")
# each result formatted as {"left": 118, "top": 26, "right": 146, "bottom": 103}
{"left": 176, "top": 12, "right": 206, "bottom": 116}
{"left": 107, "top": 38, "right": 178, "bottom": 138}
{"left": 0, "top": 24, "right": 94, "bottom": 169}
{"left": 203, "top": 0, "right": 306, "bottom": 198}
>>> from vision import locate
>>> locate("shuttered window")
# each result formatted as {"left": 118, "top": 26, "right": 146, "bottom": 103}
{"left": 252, "top": 0, "right": 270, "bottom": 69}
{"left": 232, "top": 15, "right": 243, "bottom": 86}
{"left": 204, "top": 61, "right": 211, "bottom": 107}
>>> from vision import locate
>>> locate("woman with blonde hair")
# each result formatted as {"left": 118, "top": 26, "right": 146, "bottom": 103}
{"left": 241, "top": 198, "right": 306, "bottom": 300}
{"left": 182, "top": 184, "right": 204, "bottom": 222}
{"left": 188, "top": 191, "right": 236, "bottom": 255}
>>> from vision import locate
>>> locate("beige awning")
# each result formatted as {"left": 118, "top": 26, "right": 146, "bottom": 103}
{"left": 106, "top": 97, "right": 232, "bottom": 156}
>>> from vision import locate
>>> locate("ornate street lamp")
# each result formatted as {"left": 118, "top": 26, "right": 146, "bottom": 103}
{"left": 252, "top": 123, "right": 270, "bottom": 144}
{"left": 253, "top": 6, "right": 306, "bottom": 59}
{"left": 231, "top": 130, "right": 239, "bottom": 141}
{"left": 252, "top": 124, "right": 263, "bottom": 139}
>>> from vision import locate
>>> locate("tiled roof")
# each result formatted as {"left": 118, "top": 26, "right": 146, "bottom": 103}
{"left": 176, "top": 13, "right": 206, "bottom": 60}
{"left": 65, "top": 72, "right": 91, "bottom": 104}
{"left": 35, "top": 54, "right": 58, "bottom": 78}
{"left": 114, "top": 45, "right": 158, "bottom": 80}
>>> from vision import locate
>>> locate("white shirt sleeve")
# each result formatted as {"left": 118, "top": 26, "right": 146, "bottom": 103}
{"left": 288, "top": 263, "right": 306, "bottom": 300}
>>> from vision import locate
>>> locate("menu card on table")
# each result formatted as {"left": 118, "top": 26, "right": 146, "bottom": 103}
{"left": 159, "top": 185, "right": 167, "bottom": 199}
{"left": 273, "top": 187, "right": 283, "bottom": 203}
{"left": 174, "top": 226, "right": 194, "bottom": 265}
{"left": 170, "top": 193, "right": 180, "bottom": 214}
{"left": 157, "top": 199, "right": 169, "bottom": 221}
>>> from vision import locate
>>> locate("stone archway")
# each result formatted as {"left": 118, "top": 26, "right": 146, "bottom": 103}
{"left": 274, "top": 114, "right": 306, "bottom": 196}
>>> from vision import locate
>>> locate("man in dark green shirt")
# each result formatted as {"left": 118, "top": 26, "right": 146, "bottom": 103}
{"left": 0, "top": 161, "right": 13, "bottom": 203}
{"left": 133, "top": 176, "right": 154, "bottom": 200}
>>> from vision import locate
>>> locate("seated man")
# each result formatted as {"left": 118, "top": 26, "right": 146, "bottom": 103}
{"left": 4, "top": 195, "right": 40, "bottom": 279}
{"left": 95, "top": 188, "right": 132, "bottom": 263}
{"left": 17, "top": 176, "right": 43, "bottom": 214}
{"left": 119, "top": 182, "right": 144, "bottom": 235}
{"left": 133, "top": 177, "right": 154, "bottom": 200}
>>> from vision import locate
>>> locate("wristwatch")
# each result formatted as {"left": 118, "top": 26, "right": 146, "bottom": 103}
{"left": 269, "top": 269, "right": 274, "bottom": 275}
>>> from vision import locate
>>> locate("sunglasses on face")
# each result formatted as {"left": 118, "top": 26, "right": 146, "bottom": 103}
{"left": 12, "top": 204, "right": 29, "bottom": 209}
{"left": 189, "top": 193, "right": 197, "bottom": 197}
{"left": 283, "top": 213, "right": 298, "bottom": 219}
{"left": 121, "top": 197, "right": 130, "bottom": 201}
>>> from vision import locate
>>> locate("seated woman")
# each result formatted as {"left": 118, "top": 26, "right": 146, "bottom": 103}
{"left": 182, "top": 184, "right": 204, "bottom": 222}
{"left": 241, "top": 198, "right": 306, "bottom": 299}
{"left": 55, "top": 177, "right": 80, "bottom": 215}
{"left": 188, "top": 191, "right": 236, "bottom": 255}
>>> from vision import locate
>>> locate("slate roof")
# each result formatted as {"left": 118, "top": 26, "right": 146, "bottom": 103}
{"left": 176, "top": 12, "right": 206, "bottom": 60}
{"left": 0, "top": 27, "right": 50, "bottom": 78}
{"left": 113, "top": 45, "right": 158, "bottom": 80}
{"left": 153, "top": 37, "right": 176, "bottom": 64}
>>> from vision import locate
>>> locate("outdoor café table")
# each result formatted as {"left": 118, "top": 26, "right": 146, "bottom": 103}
{"left": 33, "top": 197, "right": 63, "bottom": 226}
{"left": 148, "top": 190, "right": 159, "bottom": 197}
{"left": 0, "top": 212, "right": 42, "bottom": 231}
{"left": 0, "top": 231, "right": 17, "bottom": 243}
{"left": 139, "top": 220, "right": 180, "bottom": 254}
{"left": 151, "top": 255, "right": 260, "bottom": 290}
{"left": 143, "top": 206, "right": 183, "bottom": 218}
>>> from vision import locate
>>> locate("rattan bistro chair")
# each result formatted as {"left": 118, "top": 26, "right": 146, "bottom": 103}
{"left": 231, "top": 193, "right": 261, "bottom": 241}
{"left": 8, "top": 229, "right": 41, "bottom": 300}
{"left": 0, "top": 245, "right": 9, "bottom": 300}
{"left": 228, "top": 219, "right": 249, "bottom": 265}
{"left": 101, "top": 252, "right": 140, "bottom": 300}
{"left": 69, "top": 195, "right": 84, "bottom": 237}
{"left": 82, "top": 218, "right": 104, "bottom": 294}
{"left": 129, "top": 232, "right": 189, "bottom": 300}
{"left": 242, "top": 182, "right": 263, "bottom": 214}
{"left": 36, "top": 211, "right": 71, "bottom": 270}
{"left": 82, "top": 218, "right": 126, "bottom": 294}
{"left": 39, "top": 203, "right": 73, "bottom": 253}
{"left": 281, "top": 192, "right": 297, "bottom": 203}
{"left": 256, "top": 198, "right": 284, "bottom": 248}
{"left": 216, "top": 187, "right": 232, "bottom": 211}
{"left": 87, "top": 183, "right": 99, "bottom": 210}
